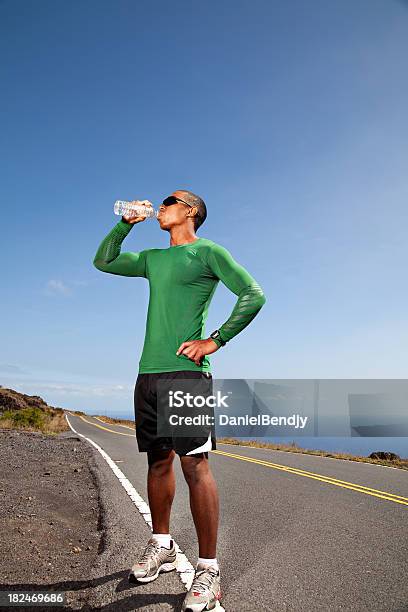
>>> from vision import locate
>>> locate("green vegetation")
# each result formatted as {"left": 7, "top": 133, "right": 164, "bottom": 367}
{"left": 2, "top": 407, "right": 45, "bottom": 428}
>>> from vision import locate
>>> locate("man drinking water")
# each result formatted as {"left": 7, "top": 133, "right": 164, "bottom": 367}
{"left": 93, "top": 189, "right": 266, "bottom": 611}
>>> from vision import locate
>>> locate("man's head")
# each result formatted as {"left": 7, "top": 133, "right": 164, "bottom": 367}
{"left": 157, "top": 190, "right": 207, "bottom": 233}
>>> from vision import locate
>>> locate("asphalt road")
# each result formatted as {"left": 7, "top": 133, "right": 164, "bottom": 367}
{"left": 66, "top": 413, "right": 408, "bottom": 612}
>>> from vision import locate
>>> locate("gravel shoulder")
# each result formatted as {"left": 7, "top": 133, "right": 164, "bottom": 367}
{"left": 0, "top": 427, "right": 185, "bottom": 611}
{"left": 0, "top": 429, "right": 102, "bottom": 609}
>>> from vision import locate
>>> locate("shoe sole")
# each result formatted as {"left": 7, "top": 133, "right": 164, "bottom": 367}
{"left": 182, "top": 595, "right": 224, "bottom": 612}
{"left": 128, "top": 561, "right": 176, "bottom": 584}
{"left": 183, "top": 603, "right": 225, "bottom": 612}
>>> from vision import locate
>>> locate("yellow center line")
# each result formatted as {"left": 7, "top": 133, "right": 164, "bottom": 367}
{"left": 94, "top": 416, "right": 134, "bottom": 430}
{"left": 69, "top": 416, "right": 408, "bottom": 507}
{"left": 78, "top": 415, "right": 134, "bottom": 436}
{"left": 212, "top": 449, "right": 408, "bottom": 507}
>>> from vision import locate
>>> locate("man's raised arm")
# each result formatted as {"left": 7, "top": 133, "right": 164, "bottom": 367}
{"left": 93, "top": 218, "right": 148, "bottom": 277}
{"left": 205, "top": 243, "right": 266, "bottom": 346}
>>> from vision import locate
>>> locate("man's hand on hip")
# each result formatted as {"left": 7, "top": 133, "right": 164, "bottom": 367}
{"left": 176, "top": 339, "right": 220, "bottom": 366}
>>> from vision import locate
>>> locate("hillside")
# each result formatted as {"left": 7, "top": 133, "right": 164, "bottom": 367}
{"left": 0, "top": 386, "right": 69, "bottom": 434}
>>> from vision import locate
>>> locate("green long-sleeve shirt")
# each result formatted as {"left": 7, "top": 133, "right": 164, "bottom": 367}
{"left": 93, "top": 220, "right": 266, "bottom": 373}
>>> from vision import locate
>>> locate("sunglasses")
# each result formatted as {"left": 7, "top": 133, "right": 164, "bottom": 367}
{"left": 161, "top": 196, "right": 192, "bottom": 207}
{"left": 161, "top": 195, "right": 202, "bottom": 219}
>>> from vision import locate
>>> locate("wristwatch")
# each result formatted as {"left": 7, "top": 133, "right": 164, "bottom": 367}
{"left": 210, "top": 330, "right": 226, "bottom": 347}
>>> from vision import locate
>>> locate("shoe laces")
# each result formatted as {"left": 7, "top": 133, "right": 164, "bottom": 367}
{"left": 139, "top": 540, "right": 161, "bottom": 564}
{"left": 191, "top": 567, "right": 219, "bottom": 595}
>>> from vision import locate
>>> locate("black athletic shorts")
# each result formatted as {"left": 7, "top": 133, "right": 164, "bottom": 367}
{"left": 134, "top": 370, "right": 217, "bottom": 456}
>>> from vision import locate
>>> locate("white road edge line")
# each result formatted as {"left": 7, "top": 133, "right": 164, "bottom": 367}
{"left": 65, "top": 414, "right": 196, "bottom": 590}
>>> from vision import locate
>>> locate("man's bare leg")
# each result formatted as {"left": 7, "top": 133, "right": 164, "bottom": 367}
{"left": 180, "top": 454, "right": 219, "bottom": 558}
{"left": 147, "top": 449, "right": 176, "bottom": 533}
{"left": 129, "top": 449, "right": 177, "bottom": 584}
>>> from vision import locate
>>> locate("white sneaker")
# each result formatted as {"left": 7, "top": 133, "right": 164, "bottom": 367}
{"left": 128, "top": 537, "right": 176, "bottom": 584}
{"left": 181, "top": 564, "right": 222, "bottom": 611}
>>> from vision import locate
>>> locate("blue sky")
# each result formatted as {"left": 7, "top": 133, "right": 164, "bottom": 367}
{"left": 1, "top": 0, "right": 407, "bottom": 417}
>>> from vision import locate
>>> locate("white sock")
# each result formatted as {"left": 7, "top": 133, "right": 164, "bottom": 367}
{"left": 197, "top": 557, "right": 219, "bottom": 571}
{"left": 152, "top": 533, "right": 171, "bottom": 548}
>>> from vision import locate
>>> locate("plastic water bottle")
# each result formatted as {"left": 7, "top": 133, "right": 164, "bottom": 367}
{"left": 114, "top": 200, "right": 157, "bottom": 219}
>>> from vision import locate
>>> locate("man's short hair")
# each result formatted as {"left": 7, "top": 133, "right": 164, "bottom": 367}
{"left": 178, "top": 190, "right": 207, "bottom": 231}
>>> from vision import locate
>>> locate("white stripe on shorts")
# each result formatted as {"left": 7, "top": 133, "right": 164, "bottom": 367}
{"left": 185, "top": 432, "right": 212, "bottom": 455}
